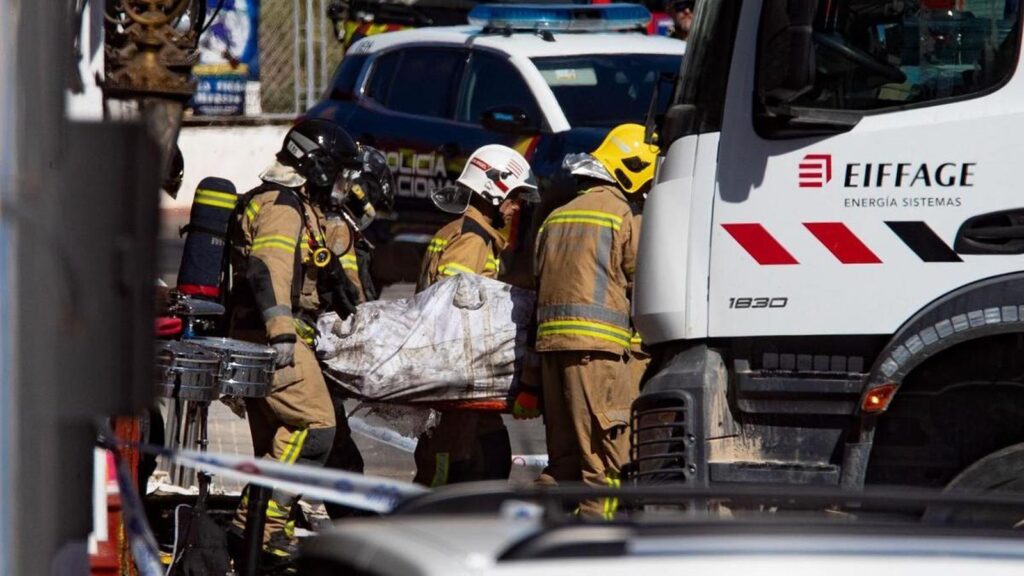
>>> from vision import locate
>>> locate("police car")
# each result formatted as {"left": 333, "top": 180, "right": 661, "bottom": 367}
{"left": 308, "top": 3, "right": 685, "bottom": 284}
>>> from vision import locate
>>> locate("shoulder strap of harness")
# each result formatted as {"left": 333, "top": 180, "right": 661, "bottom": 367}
{"left": 219, "top": 182, "right": 277, "bottom": 313}
{"left": 461, "top": 217, "right": 493, "bottom": 249}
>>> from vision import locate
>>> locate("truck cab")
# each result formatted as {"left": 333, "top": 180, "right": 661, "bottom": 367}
{"left": 632, "top": 0, "right": 1024, "bottom": 495}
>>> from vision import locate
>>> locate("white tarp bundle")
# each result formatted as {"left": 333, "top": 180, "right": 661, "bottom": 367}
{"left": 316, "top": 274, "right": 535, "bottom": 405}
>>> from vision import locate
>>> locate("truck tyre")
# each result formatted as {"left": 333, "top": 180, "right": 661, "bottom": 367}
{"left": 922, "top": 442, "right": 1024, "bottom": 528}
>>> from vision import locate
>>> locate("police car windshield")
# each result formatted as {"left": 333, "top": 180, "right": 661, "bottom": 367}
{"left": 532, "top": 54, "right": 682, "bottom": 128}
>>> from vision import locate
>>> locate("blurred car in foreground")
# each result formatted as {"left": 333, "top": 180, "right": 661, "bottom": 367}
{"left": 300, "top": 484, "right": 1024, "bottom": 575}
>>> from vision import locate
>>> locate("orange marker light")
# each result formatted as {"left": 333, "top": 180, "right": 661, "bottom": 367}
{"left": 861, "top": 383, "right": 899, "bottom": 414}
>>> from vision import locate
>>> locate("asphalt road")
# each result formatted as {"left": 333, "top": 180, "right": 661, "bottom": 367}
{"left": 158, "top": 238, "right": 547, "bottom": 489}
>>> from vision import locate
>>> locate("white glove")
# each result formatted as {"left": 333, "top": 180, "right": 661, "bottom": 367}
{"left": 272, "top": 341, "right": 295, "bottom": 368}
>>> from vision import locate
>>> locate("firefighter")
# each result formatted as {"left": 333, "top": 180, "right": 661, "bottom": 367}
{"left": 413, "top": 144, "right": 539, "bottom": 487}
{"left": 321, "top": 145, "right": 395, "bottom": 519}
{"left": 226, "top": 118, "right": 363, "bottom": 562}
{"left": 532, "top": 123, "right": 659, "bottom": 518}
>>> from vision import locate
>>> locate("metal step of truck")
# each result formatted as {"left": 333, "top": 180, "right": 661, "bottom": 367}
{"left": 734, "top": 358, "right": 868, "bottom": 415}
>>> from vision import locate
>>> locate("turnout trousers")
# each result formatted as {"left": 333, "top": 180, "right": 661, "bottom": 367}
{"left": 232, "top": 340, "right": 336, "bottom": 545}
{"left": 413, "top": 412, "right": 510, "bottom": 487}
{"left": 536, "top": 350, "right": 643, "bottom": 518}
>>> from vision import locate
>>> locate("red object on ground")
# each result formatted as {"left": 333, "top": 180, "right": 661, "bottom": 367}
{"left": 155, "top": 316, "right": 183, "bottom": 337}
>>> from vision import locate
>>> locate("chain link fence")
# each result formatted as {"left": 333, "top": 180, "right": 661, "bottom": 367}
{"left": 257, "top": 0, "right": 346, "bottom": 115}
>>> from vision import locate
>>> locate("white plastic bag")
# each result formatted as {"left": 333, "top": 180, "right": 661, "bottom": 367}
{"left": 317, "top": 274, "right": 535, "bottom": 405}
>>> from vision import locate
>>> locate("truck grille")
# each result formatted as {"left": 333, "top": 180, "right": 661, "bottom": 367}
{"left": 629, "top": 400, "right": 693, "bottom": 483}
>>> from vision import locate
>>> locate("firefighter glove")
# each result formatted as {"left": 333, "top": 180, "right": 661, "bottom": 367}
{"left": 272, "top": 341, "right": 295, "bottom": 368}
{"left": 317, "top": 252, "right": 360, "bottom": 320}
{"left": 512, "top": 389, "right": 541, "bottom": 420}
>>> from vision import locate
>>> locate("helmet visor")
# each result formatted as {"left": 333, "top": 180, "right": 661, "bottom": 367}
{"left": 515, "top": 173, "right": 540, "bottom": 203}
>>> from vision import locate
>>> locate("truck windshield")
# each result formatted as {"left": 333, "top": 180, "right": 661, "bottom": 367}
{"left": 532, "top": 54, "right": 682, "bottom": 128}
{"left": 758, "top": 0, "right": 1022, "bottom": 113}
{"left": 669, "top": 0, "right": 743, "bottom": 135}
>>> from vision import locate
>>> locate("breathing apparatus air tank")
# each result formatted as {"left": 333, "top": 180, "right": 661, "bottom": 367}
{"left": 176, "top": 176, "right": 238, "bottom": 300}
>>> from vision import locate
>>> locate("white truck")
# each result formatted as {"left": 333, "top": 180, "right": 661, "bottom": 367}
{"left": 631, "top": 0, "right": 1024, "bottom": 495}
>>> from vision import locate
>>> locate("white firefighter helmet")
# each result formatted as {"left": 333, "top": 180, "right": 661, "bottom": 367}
{"left": 457, "top": 145, "right": 539, "bottom": 205}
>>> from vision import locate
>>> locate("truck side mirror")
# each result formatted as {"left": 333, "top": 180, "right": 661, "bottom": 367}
{"left": 659, "top": 104, "right": 697, "bottom": 148}
{"left": 481, "top": 107, "right": 537, "bottom": 135}
{"left": 644, "top": 71, "right": 679, "bottom": 146}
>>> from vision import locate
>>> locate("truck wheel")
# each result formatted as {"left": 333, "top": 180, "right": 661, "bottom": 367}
{"left": 922, "top": 442, "right": 1024, "bottom": 528}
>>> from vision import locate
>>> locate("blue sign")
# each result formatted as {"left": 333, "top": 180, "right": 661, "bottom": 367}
{"left": 192, "top": 75, "right": 248, "bottom": 116}
{"left": 191, "top": 0, "right": 260, "bottom": 115}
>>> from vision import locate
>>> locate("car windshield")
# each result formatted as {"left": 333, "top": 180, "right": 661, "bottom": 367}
{"left": 532, "top": 54, "right": 682, "bottom": 128}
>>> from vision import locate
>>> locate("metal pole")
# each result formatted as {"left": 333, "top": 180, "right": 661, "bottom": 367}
{"left": 12, "top": 2, "right": 68, "bottom": 572}
{"left": 240, "top": 485, "right": 271, "bottom": 576}
{"left": 0, "top": 2, "right": 17, "bottom": 573}
{"left": 319, "top": 0, "right": 328, "bottom": 95}
{"left": 293, "top": 0, "right": 302, "bottom": 115}
{"left": 305, "top": 0, "right": 316, "bottom": 110}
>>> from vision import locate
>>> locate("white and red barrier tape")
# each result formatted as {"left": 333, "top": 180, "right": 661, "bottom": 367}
{"left": 348, "top": 417, "right": 549, "bottom": 468}
{"left": 106, "top": 418, "right": 550, "bottom": 575}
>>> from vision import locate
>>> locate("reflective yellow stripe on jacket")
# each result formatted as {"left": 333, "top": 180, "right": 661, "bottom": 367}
{"left": 340, "top": 253, "right": 359, "bottom": 271}
{"left": 438, "top": 262, "right": 476, "bottom": 277}
{"left": 427, "top": 238, "right": 449, "bottom": 254}
{"left": 537, "top": 319, "right": 632, "bottom": 348}
{"left": 245, "top": 201, "right": 261, "bottom": 221}
{"left": 484, "top": 254, "right": 501, "bottom": 274}
{"left": 301, "top": 233, "right": 326, "bottom": 245}
{"left": 540, "top": 209, "right": 623, "bottom": 233}
{"left": 252, "top": 233, "right": 298, "bottom": 253}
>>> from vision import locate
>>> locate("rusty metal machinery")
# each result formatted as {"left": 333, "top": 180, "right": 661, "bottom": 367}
{"left": 102, "top": 0, "right": 202, "bottom": 100}
{"left": 102, "top": 0, "right": 208, "bottom": 171}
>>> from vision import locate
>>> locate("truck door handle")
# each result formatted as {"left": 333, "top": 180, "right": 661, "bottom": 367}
{"left": 954, "top": 209, "right": 1024, "bottom": 255}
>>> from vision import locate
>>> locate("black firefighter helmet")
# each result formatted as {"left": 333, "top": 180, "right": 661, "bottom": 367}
{"left": 334, "top": 146, "right": 396, "bottom": 230}
{"left": 277, "top": 118, "right": 361, "bottom": 198}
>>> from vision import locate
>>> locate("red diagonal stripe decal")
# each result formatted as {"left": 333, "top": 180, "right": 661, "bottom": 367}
{"left": 721, "top": 223, "right": 799, "bottom": 265}
{"left": 804, "top": 222, "right": 882, "bottom": 264}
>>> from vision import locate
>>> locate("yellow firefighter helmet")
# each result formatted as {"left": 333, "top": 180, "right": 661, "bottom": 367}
{"left": 591, "top": 123, "right": 660, "bottom": 194}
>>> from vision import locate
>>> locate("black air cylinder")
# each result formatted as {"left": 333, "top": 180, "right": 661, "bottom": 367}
{"left": 177, "top": 177, "right": 238, "bottom": 300}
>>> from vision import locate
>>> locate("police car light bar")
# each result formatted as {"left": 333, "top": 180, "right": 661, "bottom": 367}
{"left": 468, "top": 3, "right": 651, "bottom": 32}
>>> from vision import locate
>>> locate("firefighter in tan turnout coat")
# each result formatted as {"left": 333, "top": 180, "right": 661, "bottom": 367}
{"left": 413, "top": 144, "right": 539, "bottom": 487}
{"left": 320, "top": 146, "right": 394, "bottom": 519}
{"left": 532, "top": 123, "right": 659, "bottom": 518}
{"left": 227, "top": 119, "right": 366, "bottom": 561}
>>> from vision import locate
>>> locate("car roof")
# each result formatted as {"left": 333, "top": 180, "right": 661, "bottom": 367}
{"left": 348, "top": 26, "right": 686, "bottom": 59}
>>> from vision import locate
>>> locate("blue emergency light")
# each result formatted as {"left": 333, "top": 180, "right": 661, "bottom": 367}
{"left": 467, "top": 3, "right": 651, "bottom": 32}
